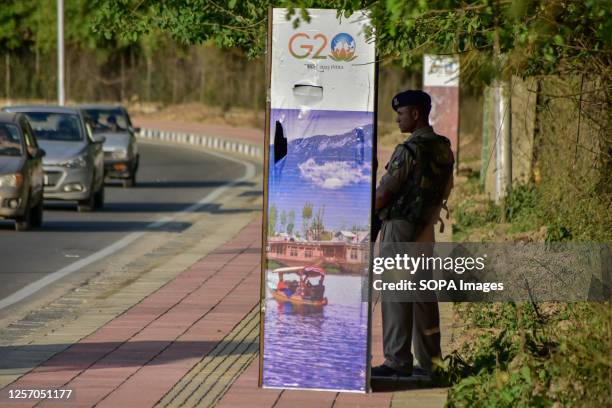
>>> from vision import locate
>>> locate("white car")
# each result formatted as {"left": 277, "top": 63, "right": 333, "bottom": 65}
{"left": 4, "top": 106, "right": 105, "bottom": 212}
{"left": 80, "top": 105, "right": 140, "bottom": 188}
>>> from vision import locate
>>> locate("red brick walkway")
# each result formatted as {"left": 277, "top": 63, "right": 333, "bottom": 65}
{"left": 0, "top": 221, "right": 262, "bottom": 408}
{"left": 0, "top": 218, "right": 395, "bottom": 408}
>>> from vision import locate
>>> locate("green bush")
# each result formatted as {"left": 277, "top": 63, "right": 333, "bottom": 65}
{"left": 445, "top": 303, "right": 611, "bottom": 407}
{"left": 448, "top": 177, "right": 610, "bottom": 406}
{"left": 455, "top": 199, "right": 500, "bottom": 229}
{"left": 453, "top": 181, "right": 611, "bottom": 242}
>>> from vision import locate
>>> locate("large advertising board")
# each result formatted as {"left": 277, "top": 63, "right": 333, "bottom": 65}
{"left": 423, "top": 55, "right": 460, "bottom": 164}
{"left": 260, "top": 8, "right": 376, "bottom": 392}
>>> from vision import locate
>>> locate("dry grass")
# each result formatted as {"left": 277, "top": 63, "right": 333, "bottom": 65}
{"left": 128, "top": 102, "right": 265, "bottom": 129}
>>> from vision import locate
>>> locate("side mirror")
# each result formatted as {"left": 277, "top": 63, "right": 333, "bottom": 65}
{"left": 132, "top": 127, "right": 141, "bottom": 135}
{"left": 93, "top": 135, "right": 106, "bottom": 144}
{"left": 28, "top": 147, "right": 46, "bottom": 159}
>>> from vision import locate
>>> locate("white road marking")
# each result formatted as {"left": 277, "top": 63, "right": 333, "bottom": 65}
{"left": 0, "top": 145, "right": 257, "bottom": 311}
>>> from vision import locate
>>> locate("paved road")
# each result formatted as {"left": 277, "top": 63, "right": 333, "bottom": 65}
{"left": 0, "top": 141, "right": 247, "bottom": 309}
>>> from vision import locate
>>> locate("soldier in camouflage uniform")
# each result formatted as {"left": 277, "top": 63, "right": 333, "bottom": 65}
{"left": 372, "top": 90, "right": 454, "bottom": 378}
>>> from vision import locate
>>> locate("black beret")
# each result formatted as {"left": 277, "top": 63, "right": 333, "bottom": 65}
{"left": 392, "top": 90, "right": 432, "bottom": 112}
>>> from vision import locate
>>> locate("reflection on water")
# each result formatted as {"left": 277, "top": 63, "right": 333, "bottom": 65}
{"left": 263, "top": 274, "right": 368, "bottom": 391}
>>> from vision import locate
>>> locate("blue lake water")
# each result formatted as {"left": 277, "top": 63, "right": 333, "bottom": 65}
{"left": 262, "top": 274, "right": 368, "bottom": 391}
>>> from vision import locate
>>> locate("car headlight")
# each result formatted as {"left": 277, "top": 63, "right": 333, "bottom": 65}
{"left": 0, "top": 173, "right": 23, "bottom": 187}
{"left": 111, "top": 149, "right": 128, "bottom": 160}
{"left": 58, "top": 155, "right": 87, "bottom": 168}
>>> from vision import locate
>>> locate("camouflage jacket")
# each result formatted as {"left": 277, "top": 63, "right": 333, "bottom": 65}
{"left": 378, "top": 126, "right": 454, "bottom": 226}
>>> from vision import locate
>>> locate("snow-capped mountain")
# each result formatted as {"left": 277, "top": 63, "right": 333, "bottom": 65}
{"left": 272, "top": 123, "right": 374, "bottom": 164}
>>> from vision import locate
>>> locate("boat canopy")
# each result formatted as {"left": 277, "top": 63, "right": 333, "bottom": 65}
{"left": 271, "top": 266, "right": 326, "bottom": 278}
{"left": 303, "top": 266, "right": 326, "bottom": 277}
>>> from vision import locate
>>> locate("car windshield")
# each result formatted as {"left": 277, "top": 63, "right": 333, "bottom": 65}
{"left": 0, "top": 124, "right": 23, "bottom": 156}
{"left": 83, "top": 108, "right": 129, "bottom": 134}
{"left": 24, "top": 113, "right": 83, "bottom": 141}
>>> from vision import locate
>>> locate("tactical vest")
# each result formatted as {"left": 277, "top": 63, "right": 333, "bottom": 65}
{"left": 386, "top": 135, "right": 455, "bottom": 226}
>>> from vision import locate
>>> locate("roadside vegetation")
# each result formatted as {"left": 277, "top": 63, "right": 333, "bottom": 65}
{"left": 444, "top": 301, "right": 610, "bottom": 407}
{"left": 445, "top": 123, "right": 610, "bottom": 407}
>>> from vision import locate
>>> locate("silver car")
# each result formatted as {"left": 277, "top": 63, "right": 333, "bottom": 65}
{"left": 80, "top": 105, "right": 139, "bottom": 188}
{"left": 3, "top": 106, "right": 105, "bottom": 212}
{"left": 0, "top": 112, "right": 45, "bottom": 230}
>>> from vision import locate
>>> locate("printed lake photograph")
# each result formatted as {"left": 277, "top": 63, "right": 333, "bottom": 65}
{"left": 261, "top": 108, "right": 375, "bottom": 392}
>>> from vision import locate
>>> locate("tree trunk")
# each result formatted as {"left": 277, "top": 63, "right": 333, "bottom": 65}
{"left": 252, "top": 60, "right": 258, "bottom": 117}
{"left": 5, "top": 53, "right": 10, "bottom": 102}
{"left": 35, "top": 47, "right": 40, "bottom": 98}
{"left": 120, "top": 52, "right": 126, "bottom": 102}
{"left": 145, "top": 55, "right": 152, "bottom": 102}
{"left": 222, "top": 56, "right": 231, "bottom": 112}
{"left": 64, "top": 47, "right": 69, "bottom": 104}
{"left": 171, "top": 56, "right": 178, "bottom": 104}
{"left": 129, "top": 46, "right": 135, "bottom": 100}
{"left": 199, "top": 47, "right": 206, "bottom": 103}
{"left": 492, "top": 1, "right": 512, "bottom": 214}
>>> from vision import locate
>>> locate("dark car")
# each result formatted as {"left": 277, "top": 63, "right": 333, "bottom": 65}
{"left": 3, "top": 106, "right": 105, "bottom": 212}
{"left": 80, "top": 105, "right": 140, "bottom": 187}
{"left": 0, "top": 112, "right": 45, "bottom": 231}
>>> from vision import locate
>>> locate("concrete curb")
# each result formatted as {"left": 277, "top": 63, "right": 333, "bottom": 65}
{"left": 138, "top": 128, "right": 263, "bottom": 158}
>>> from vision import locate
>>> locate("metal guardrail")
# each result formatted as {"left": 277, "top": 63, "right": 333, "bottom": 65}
{"left": 138, "top": 128, "right": 263, "bottom": 158}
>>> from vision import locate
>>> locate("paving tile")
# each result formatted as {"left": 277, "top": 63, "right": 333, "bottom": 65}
{"left": 335, "top": 391, "right": 392, "bottom": 407}
{"left": 100, "top": 275, "right": 260, "bottom": 406}
{"left": 0, "top": 219, "right": 262, "bottom": 407}
{"left": 274, "top": 389, "right": 337, "bottom": 408}
{"left": 0, "top": 212, "right": 450, "bottom": 408}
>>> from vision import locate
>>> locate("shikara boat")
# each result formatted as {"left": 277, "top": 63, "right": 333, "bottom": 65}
{"left": 269, "top": 266, "right": 328, "bottom": 307}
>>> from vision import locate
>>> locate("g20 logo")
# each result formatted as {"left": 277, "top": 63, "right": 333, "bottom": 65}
{"left": 288, "top": 32, "right": 357, "bottom": 62}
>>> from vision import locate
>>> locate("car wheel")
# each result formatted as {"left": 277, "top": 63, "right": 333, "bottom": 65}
{"left": 31, "top": 197, "right": 44, "bottom": 228}
{"left": 123, "top": 159, "right": 137, "bottom": 188}
{"left": 15, "top": 195, "right": 32, "bottom": 232}
{"left": 122, "top": 175, "right": 135, "bottom": 188}
{"left": 77, "top": 185, "right": 96, "bottom": 212}
{"left": 94, "top": 182, "right": 105, "bottom": 209}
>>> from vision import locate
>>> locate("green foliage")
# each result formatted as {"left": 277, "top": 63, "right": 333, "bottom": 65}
{"left": 503, "top": 184, "right": 543, "bottom": 235}
{"left": 269, "top": 204, "right": 278, "bottom": 235}
{"left": 2, "top": 1, "right": 609, "bottom": 100}
{"left": 89, "top": 1, "right": 611, "bottom": 81}
{"left": 453, "top": 180, "right": 611, "bottom": 242}
{"left": 91, "top": 0, "right": 276, "bottom": 58}
{"left": 0, "top": 0, "right": 133, "bottom": 54}
{"left": 452, "top": 173, "right": 500, "bottom": 240}
{"left": 504, "top": 184, "right": 538, "bottom": 222}
{"left": 455, "top": 199, "right": 500, "bottom": 230}
{"left": 310, "top": 205, "right": 325, "bottom": 240}
{"left": 302, "top": 201, "right": 313, "bottom": 237}
{"left": 0, "top": 1, "right": 36, "bottom": 50}
{"left": 450, "top": 102, "right": 610, "bottom": 404}
{"left": 535, "top": 179, "right": 612, "bottom": 243}
{"left": 266, "top": 259, "right": 283, "bottom": 269}
{"left": 321, "top": 263, "right": 341, "bottom": 274}
{"left": 445, "top": 302, "right": 611, "bottom": 407}
{"left": 286, "top": 210, "right": 295, "bottom": 235}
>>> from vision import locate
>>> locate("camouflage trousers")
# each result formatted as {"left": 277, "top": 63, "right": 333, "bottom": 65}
{"left": 378, "top": 219, "right": 441, "bottom": 372}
